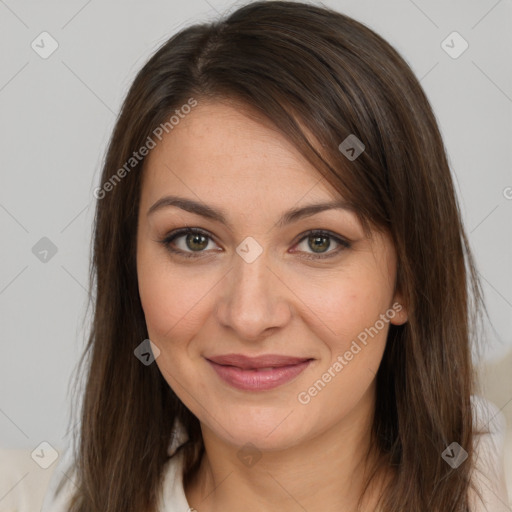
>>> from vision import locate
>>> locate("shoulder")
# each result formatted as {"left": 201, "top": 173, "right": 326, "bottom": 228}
{"left": 40, "top": 419, "right": 192, "bottom": 512}
{"left": 469, "top": 394, "right": 510, "bottom": 512}
{"left": 39, "top": 443, "right": 77, "bottom": 512}
{"left": 159, "top": 448, "right": 193, "bottom": 511}
{"left": 39, "top": 450, "right": 191, "bottom": 512}
{"left": 0, "top": 443, "right": 74, "bottom": 512}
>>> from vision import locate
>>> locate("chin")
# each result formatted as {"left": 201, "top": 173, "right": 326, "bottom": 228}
{"left": 208, "top": 413, "right": 307, "bottom": 452}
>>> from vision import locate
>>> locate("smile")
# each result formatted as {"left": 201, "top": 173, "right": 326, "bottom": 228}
{"left": 206, "top": 356, "right": 313, "bottom": 391}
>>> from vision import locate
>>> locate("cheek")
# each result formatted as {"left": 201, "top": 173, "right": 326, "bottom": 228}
{"left": 137, "top": 256, "right": 204, "bottom": 390}
{"left": 137, "top": 248, "right": 223, "bottom": 349}
{"left": 137, "top": 248, "right": 193, "bottom": 341}
{"left": 297, "top": 268, "right": 394, "bottom": 397}
{"left": 302, "top": 268, "right": 392, "bottom": 343}
{"left": 298, "top": 279, "right": 391, "bottom": 414}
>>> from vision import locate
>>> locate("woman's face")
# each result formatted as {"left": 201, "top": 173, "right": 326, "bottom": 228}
{"left": 136, "top": 100, "right": 407, "bottom": 452}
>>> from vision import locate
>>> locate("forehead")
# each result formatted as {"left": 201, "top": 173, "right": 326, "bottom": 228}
{"left": 140, "top": 101, "right": 339, "bottom": 209}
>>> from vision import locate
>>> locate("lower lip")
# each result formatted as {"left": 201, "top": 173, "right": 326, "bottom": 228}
{"left": 207, "top": 359, "right": 312, "bottom": 391}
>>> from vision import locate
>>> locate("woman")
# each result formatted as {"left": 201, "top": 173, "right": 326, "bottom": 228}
{"left": 41, "top": 1, "right": 509, "bottom": 511}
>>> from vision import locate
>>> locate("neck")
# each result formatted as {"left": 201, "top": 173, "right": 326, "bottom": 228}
{"left": 184, "top": 385, "right": 390, "bottom": 512}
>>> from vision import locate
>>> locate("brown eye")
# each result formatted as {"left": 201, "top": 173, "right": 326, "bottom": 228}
{"left": 184, "top": 232, "right": 209, "bottom": 251}
{"left": 293, "top": 230, "right": 351, "bottom": 260}
{"left": 308, "top": 234, "right": 331, "bottom": 253}
{"left": 161, "top": 228, "right": 218, "bottom": 258}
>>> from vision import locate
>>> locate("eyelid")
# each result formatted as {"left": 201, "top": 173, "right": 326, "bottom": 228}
{"left": 159, "top": 227, "right": 220, "bottom": 258}
{"left": 159, "top": 227, "right": 351, "bottom": 260}
{"left": 290, "top": 229, "right": 351, "bottom": 260}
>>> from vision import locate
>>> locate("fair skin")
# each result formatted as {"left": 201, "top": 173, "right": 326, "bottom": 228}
{"left": 136, "top": 100, "right": 408, "bottom": 512}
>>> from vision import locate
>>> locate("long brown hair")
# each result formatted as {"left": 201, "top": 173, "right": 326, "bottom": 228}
{"left": 59, "top": 1, "right": 488, "bottom": 510}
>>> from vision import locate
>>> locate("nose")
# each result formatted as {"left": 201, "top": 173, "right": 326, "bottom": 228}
{"left": 214, "top": 247, "right": 292, "bottom": 342}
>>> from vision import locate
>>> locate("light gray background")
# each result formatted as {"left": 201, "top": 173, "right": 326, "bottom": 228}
{"left": 1, "top": 0, "right": 511, "bottom": 451}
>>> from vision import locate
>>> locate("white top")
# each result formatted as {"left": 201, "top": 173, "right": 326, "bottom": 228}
{"left": 38, "top": 395, "right": 510, "bottom": 512}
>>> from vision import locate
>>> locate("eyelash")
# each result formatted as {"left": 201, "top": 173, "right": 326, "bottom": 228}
{"left": 159, "top": 227, "right": 351, "bottom": 261}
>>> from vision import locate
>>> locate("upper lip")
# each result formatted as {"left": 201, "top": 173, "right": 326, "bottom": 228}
{"left": 206, "top": 354, "right": 312, "bottom": 369}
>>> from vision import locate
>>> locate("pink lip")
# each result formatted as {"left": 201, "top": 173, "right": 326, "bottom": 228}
{"left": 206, "top": 354, "right": 313, "bottom": 391}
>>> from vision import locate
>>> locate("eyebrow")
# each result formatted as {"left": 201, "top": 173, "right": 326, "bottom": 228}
{"left": 147, "top": 195, "right": 353, "bottom": 229}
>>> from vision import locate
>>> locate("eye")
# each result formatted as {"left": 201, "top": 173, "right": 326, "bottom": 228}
{"left": 291, "top": 229, "right": 351, "bottom": 260}
{"left": 160, "top": 227, "right": 220, "bottom": 259}
{"left": 159, "top": 227, "right": 351, "bottom": 261}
